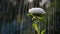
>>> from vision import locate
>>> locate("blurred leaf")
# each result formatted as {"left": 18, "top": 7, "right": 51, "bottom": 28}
{"left": 41, "top": 30, "right": 46, "bottom": 34}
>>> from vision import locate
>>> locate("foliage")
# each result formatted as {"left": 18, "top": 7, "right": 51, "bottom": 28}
{"left": 27, "top": 12, "right": 46, "bottom": 34}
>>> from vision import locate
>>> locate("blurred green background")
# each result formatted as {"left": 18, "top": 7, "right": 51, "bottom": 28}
{"left": 0, "top": 0, "right": 60, "bottom": 34}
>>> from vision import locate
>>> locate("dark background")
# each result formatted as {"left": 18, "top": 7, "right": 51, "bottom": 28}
{"left": 0, "top": 0, "right": 60, "bottom": 34}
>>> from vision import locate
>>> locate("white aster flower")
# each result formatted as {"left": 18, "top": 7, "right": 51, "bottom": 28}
{"left": 28, "top": 0, "right": 33, "bottom": 3}
{"left": 39, "top": 0, "right": 47, "bottom": 7}
{"left": 39, "top": 0, "right": 51, "bottom": 8}
{"left": 28, "top": 8, "right": 46, "bottom": 14}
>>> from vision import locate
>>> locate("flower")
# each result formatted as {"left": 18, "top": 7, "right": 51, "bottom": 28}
{"left": 28, "top": 8, "right": 46, "bottom": 14}
{"left": 39, "top": 0, "right": 51, "bottom": 8}
{"left": 28, "top": 0, "right": 33, "bottom": 3}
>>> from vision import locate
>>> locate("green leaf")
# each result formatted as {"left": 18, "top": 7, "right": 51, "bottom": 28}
{"left": 41, "top": 30, "right": 46, "bottom": 34}
{"left": 32, "top": 23, "right": 38, "bottom": 31}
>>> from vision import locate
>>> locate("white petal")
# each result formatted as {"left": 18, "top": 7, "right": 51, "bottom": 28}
{"left": 28, "top": 8, "right": 46, "bottom": 14}
{"left": 39, "top": 0, "right": 47, "bottom": 7}
{"left": 28, "top": 0, "right": 33, "bottom": 3}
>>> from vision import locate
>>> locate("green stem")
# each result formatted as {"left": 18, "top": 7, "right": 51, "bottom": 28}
{"left": 37, "top": 30, "right": 40, "bottom": 34}
{"left": 32, "top": 22, "right": 40, "bottom": 34}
